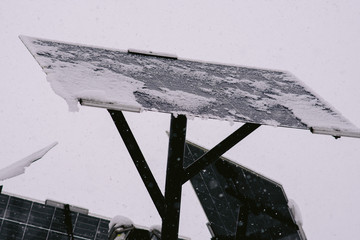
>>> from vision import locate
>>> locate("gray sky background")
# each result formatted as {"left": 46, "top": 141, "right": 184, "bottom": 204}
{"left": 1, "top": 1, "right": 360, "bottom": 239}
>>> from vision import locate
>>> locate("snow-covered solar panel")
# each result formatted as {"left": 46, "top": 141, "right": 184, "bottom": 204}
{"left": 0, "top": 193, "right": 109, "bottom": 240}
{"left": 184, "top": 140, "right": 306, "bottom": 240}
{"left": 20, "top": 36, "right": 360, "bottom": 138}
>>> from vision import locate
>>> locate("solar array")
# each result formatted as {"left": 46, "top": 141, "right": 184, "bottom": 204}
{"left": 0, "top": 192, "right": 190, "bottom": 240}
{"left": 19, "top": 35, "right": 355, "bottom": 239}
{"left": 20, "top": 36, "right": 360, "bottom": 138}
{"left": 0, "top": 192, "right": 109, "bottom": 240}
{"left": 183, "top": 141, "right": 306, "bottom": 240}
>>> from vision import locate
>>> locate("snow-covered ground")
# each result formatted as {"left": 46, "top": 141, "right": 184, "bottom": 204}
{"left": 1, "top": 1, "right": 360, "bottom": 239}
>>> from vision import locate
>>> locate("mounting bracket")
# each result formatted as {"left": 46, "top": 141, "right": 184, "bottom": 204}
{"left": 108, "top": 110, "right": 260, "bottom": 240}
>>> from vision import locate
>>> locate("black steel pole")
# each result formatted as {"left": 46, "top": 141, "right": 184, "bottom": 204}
{"left": 64, "top": 204, "right": 74, "bottom": 240}
{"left": 161, "top": 114, "right": 187, "bottom": 240}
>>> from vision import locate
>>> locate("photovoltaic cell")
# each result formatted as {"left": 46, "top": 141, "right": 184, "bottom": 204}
{"left": 0, "top": 193, "right": 189, "bottom": 240}
{"left": 184, "top": 140, "right": 306, "bottom": 240}
{"left": 0, "top": 193, "right": 110, "bottom": 240}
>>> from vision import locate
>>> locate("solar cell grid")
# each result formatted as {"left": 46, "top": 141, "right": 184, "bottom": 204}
{"left": 0, "top": 194, "right": 9, "bottom": 218}
{"left": 0, "top": 193, "right": 110, "bottom": 240}
{"left": 184, "top": 140, "right": 305, "bottom": 239}
{"left": 0, "top": 193, "right": 190, "bottom": 240}
{"left": 27, "top": 203, "right": 54, "bottom": 229}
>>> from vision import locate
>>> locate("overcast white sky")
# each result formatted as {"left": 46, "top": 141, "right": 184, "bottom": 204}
{"left": 1, "top": 1, "right": 360, "bottom": 239}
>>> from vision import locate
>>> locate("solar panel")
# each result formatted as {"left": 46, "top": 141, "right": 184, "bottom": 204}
{"left": 184, "top": 140, "right": 306, "bottom": 240}
{"left": 0, "top": 193, "right": 190, "bottom": 240}
{"left": 20, "top": 36, "right": 360, "bottom": 138}
{"left": 0, "top": 193, "right": 109, "bottom": 240}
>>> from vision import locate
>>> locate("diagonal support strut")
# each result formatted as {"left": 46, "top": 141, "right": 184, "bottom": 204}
{"left": 108, "top": 110, "right": 165, "bottom": 218}
{"left": 182, "top": 123, "right": 260, "bottom": 183}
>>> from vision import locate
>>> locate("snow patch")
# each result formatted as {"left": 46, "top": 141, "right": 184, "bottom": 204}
{"left": 224, "top": 87, "right": 259, "bottom": 100}
{"left": 109, "top": 215, "right": 134, "bottom": 230}
{"left": 224, "top": 77, "right": 245, "bottom": 84}
{"left": 288, "top": 199, "right": 303, "bottom": 226}
{"left": 261, "top": 119, "right": 280, "bottom": 127}
{"left": 199, "top": 87, "right": 213, "bottom": 93}
{"left": 150, "top": 225, "right": 162, "bottom": 232}
{"left": 139, "top": 87, "right": 216, "bottom": 111}
{"left": 249, "top": 99, "right": 276, "bottom": 113}
{"left": 46, "top": 62, "right": 144, "bottom": 112}
{"left": 268, "top": 91, "right": 356, "bottom": 131}
{"left": 251, "top": 81, "right": 271, "bottom": 91}
{"left": 0, "top": 142, "right": 58, "bottom": 181}
{"left": 228, "top": 109, "right": 251, "bottom": 121}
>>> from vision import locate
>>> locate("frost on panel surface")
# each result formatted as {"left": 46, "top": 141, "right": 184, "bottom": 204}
{"left": 20, "top": 36, "right": 360, "bottom": 137}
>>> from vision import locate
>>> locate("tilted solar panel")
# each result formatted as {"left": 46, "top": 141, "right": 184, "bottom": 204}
{"left": 184, "top": 141, "right": 306, "bottom": 240}
{"left": 20, "top": 36, "right": 360, "bottom": 138}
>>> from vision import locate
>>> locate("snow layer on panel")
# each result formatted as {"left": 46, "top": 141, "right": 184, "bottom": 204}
{"left": 20, "top": 36, "right": 360, "bottom": 137}
{"left": 138, "top": 87, "right": 216, "bottom": 111}
{"left": 267, "top": 89, "right": 359, "bottom": 136}
{"left": 46, "top": 62, "right": 144, "bottom": 112}
{"left": 0, "top": 142, "right": 58, "bottom": 181}
{"left": 288, "top": 199, "right": 303, "bottom": 226}
{"left": 20, "top": 36, "right": 144, "bottom": 112}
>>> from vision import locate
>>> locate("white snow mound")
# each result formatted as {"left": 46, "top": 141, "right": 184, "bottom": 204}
{"left": 109, "top": 215, "right": 134, "bottom": 230}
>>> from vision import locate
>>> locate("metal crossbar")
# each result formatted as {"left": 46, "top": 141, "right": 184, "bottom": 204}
{"left": 182, "top": 123, "right": 260, "bottom": 183}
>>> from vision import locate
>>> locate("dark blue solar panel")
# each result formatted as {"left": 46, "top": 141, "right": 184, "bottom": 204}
{"left": 27, "top": 203, "right": 54, "bottom": 229}
{"left": 24, "top": 226, "right": 48, "bottom": 239}
{"left": 5, "top": 196, "right": 32, "bottom": 223}
{"left": 184, "top": 141, "right": 305, "bottom": 240}
{"left": 0, "top": 220, "right": 26, "bottom": 240}
{"left": 0, "top": 193, "right": 110, "bottom": 240}
{"left": 0, "top": 194, "right": 9, "bottom": 218}
{"left": 0, "top": 193, "right": 190, "bottom": 240}
{"left": 94, "top": 219, "right": 110, "bottom": 240}
{"left": 74, "top": 214, "right": 100, "bottom": 239}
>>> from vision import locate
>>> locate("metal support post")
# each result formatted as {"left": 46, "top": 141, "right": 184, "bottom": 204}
{"left": 108, "top": 110, "right": 165, "bottom": 218}
{"left": 161, "top": 114, "right": 187, "bottom": 240}
{"left": 64, "top": 204, "right": 74, "bottom": 240}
